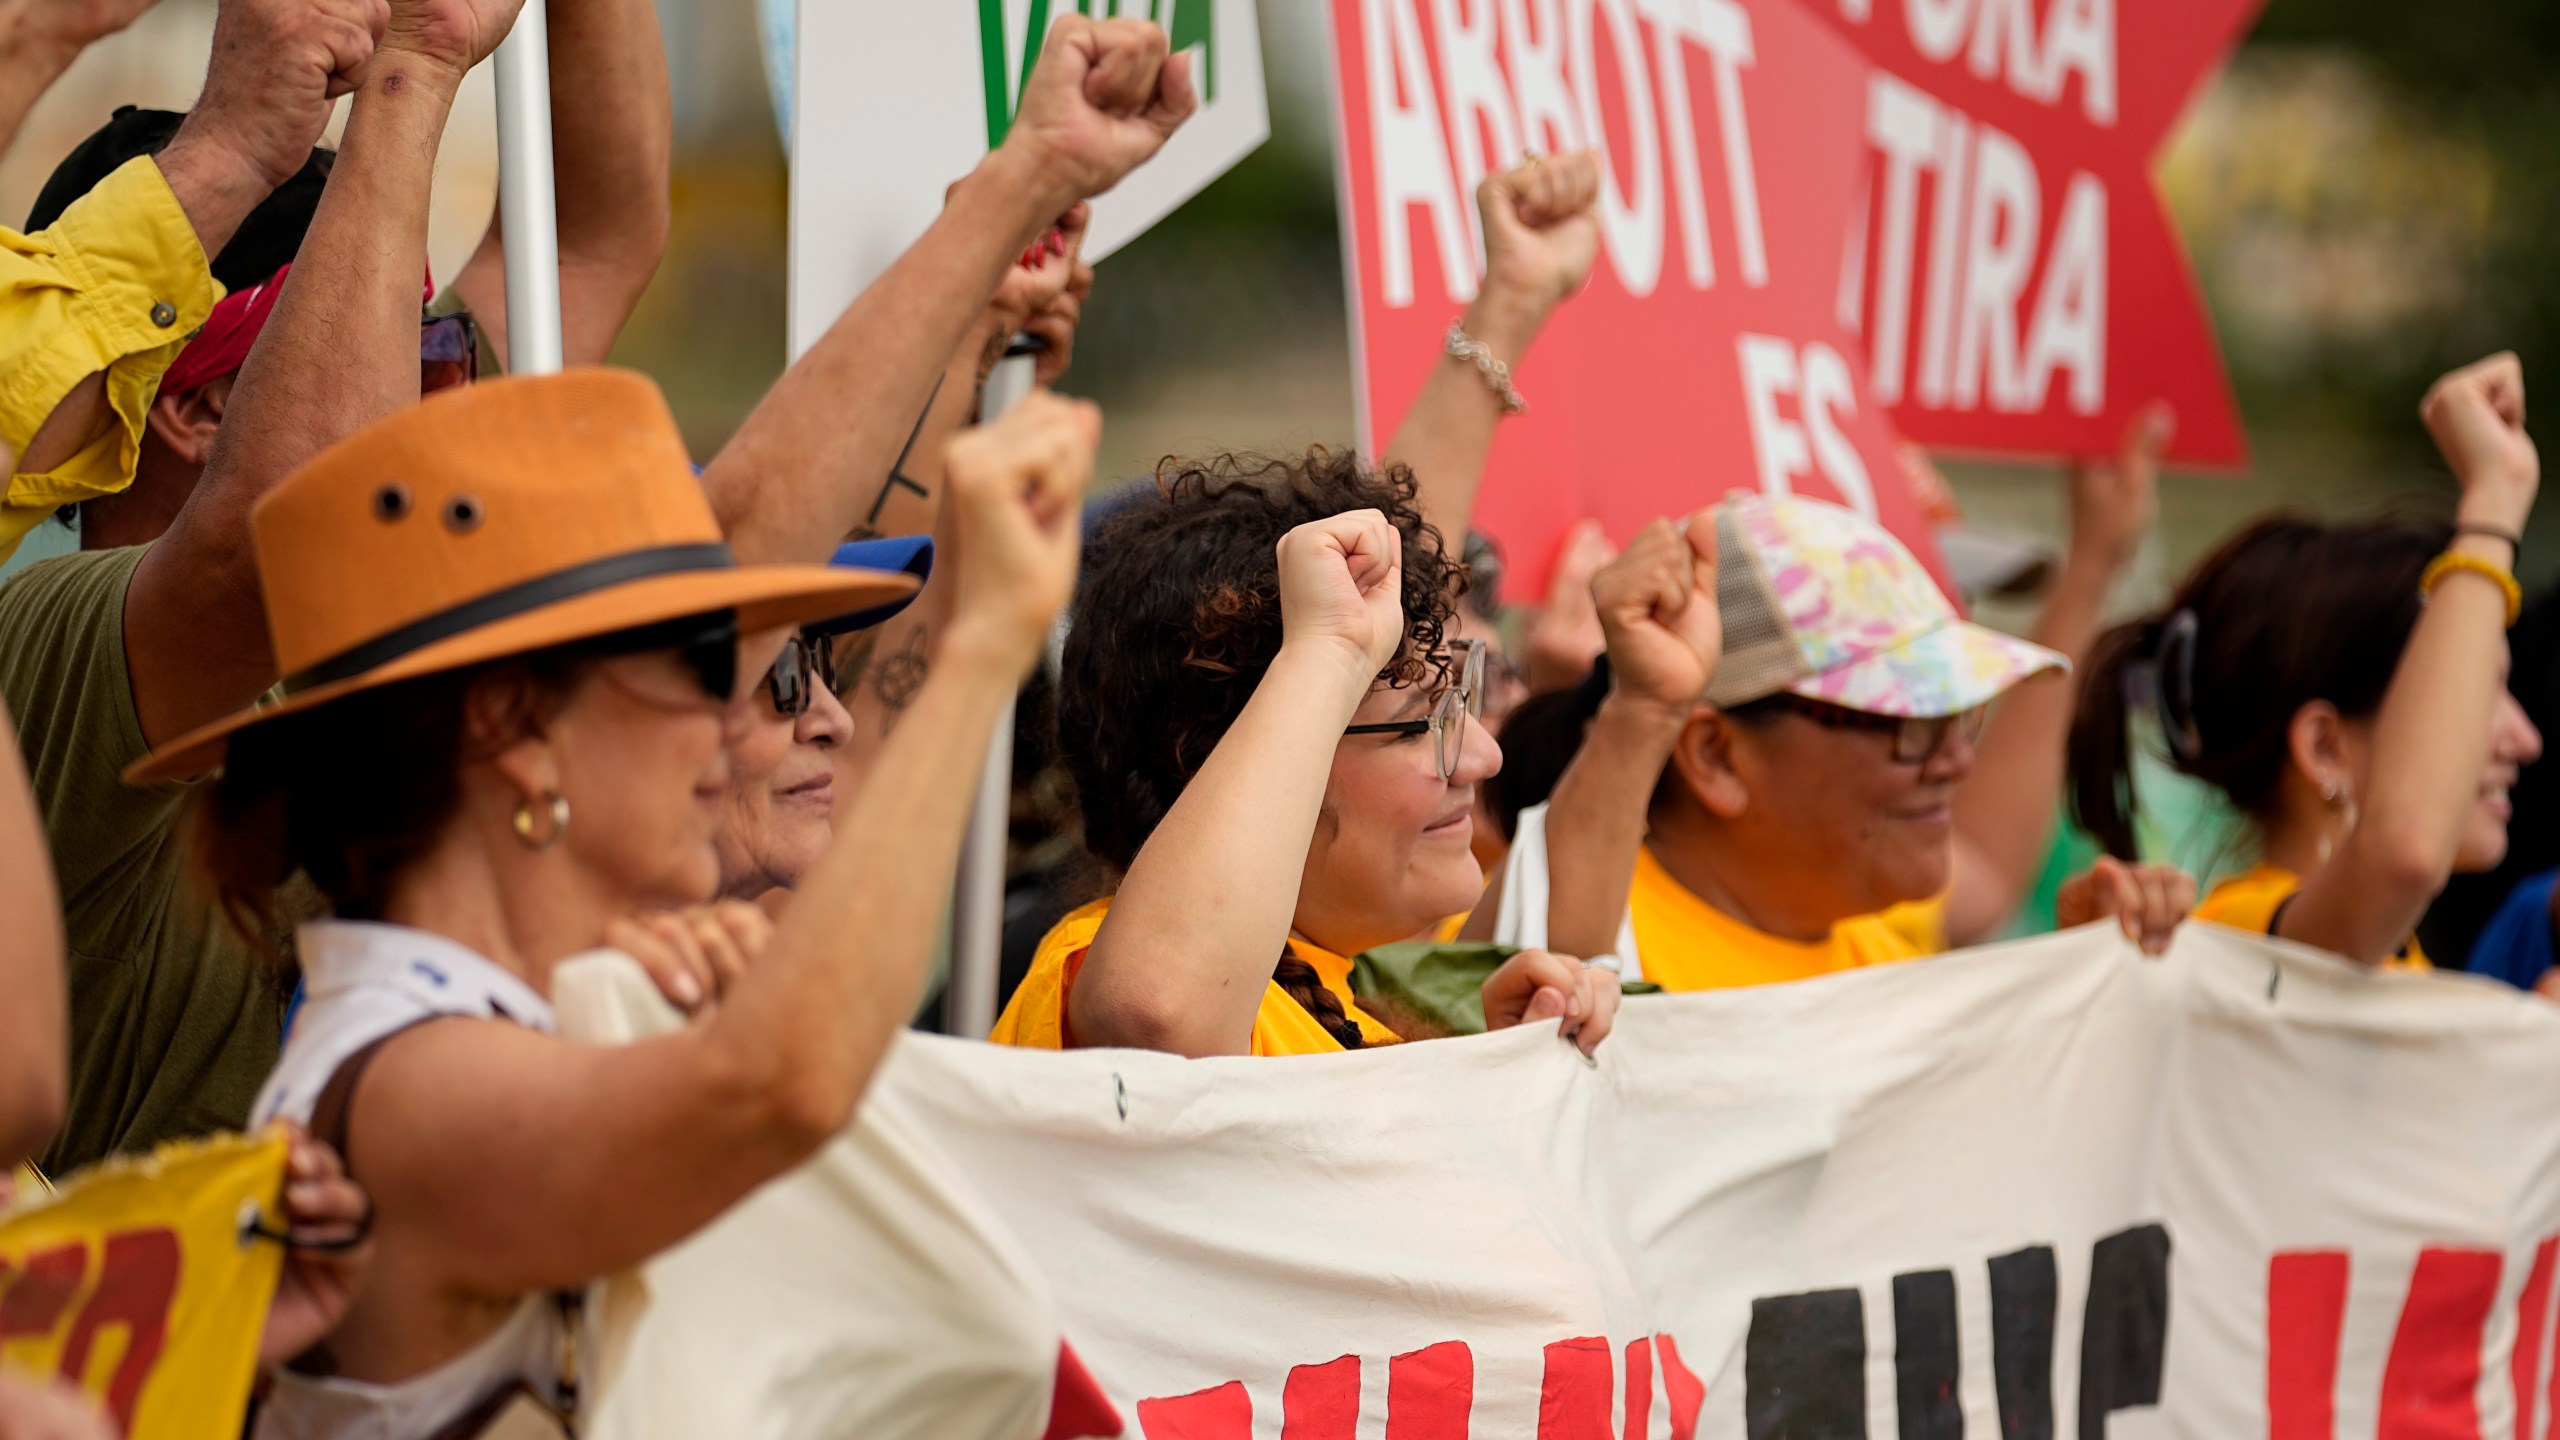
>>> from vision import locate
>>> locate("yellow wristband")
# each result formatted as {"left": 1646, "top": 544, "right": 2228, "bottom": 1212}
{"left": 2421, "top": 550, "right": 2523, "bottom": 626}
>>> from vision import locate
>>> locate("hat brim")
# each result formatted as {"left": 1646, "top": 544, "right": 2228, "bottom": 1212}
{"left": 1788, "top": 619, "right": 2068, "bottom": 720}
{"left": 127, "top": 563, "right": 919, "bottom": 784}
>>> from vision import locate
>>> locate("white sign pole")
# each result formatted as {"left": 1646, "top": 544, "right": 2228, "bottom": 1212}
{"left": 492, "top": 1, "right": 565, "bottom": 376}
{"left": 946, "top": 345, "right": 1042, "bottom": 1040}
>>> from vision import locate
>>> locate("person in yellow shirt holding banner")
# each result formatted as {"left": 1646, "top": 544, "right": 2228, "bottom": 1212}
{"left": 2071, "top": 353, "right": 2544, "bottom": 969}
{"left": 994, "top": 458, "right": 1618, "bottom": 1059}
{"left": 1494, "top": 492, "right": 2195, "bottom": 992}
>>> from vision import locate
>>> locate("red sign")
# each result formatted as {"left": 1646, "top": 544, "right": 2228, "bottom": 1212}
{"left": 1326, "top": 0, "right": 1953, "bottom": 600}
{"left": 1823, "top": 0, "right": 2262, "bottom": 467}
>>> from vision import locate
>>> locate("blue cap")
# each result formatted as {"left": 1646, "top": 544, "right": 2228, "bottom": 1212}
{"left": 809, "top": 536, "right": 933, "bottom": 635}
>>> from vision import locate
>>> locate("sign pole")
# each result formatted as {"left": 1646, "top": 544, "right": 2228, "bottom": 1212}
{"left": 946, "top": 338, "right": 1043, "bottom": 1040}
{"left": 492, "top": 0, "right": 565, "bottom": 376}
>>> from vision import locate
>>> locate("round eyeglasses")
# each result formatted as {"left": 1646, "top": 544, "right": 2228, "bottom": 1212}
{"left": 1342, "top": 638, "right": 1487, "bottom": 780}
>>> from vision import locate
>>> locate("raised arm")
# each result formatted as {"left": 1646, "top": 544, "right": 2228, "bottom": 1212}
{"left": 1943, "top": 411, "right": 2164, "bottom": 943}
{"left": 703, "top": 17, "right": 1190, "bottom": 570}
{"left": 0, "top": 0, "right": 381, "bottom": 494}
{"left": 839, "top": 215, "right": 1090, "bottom": 764}
{"left": 358, "top": 394, "right": 1099, "bottom": 1294}
{"left": 0, "top": 0, "right": 159, "bottom": 156}
{"left": 1384, "top": 152, "right": 1599, "bottom": 545}
{"left": 0, "top": 701, "right": 63, "bottom": 1167}
{"left": 445, "top": 0, "right": 669, "bottom": 367}
{"left": 122, "top": 0, "right": 515, "bottom": 754}
{"left": 1538, "top": 512, "right": 1719, "bottom": 961}
{"left": 2281, "top": 353, "right": 2540, "bottom": 963}
{"left": 1071, "top": 512, "right": 1406, "bottom": 1058}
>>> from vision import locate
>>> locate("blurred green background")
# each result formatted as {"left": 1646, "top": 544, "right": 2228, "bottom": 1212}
{"left": 6, "top": 0, "right": 2554, "bottom": 605}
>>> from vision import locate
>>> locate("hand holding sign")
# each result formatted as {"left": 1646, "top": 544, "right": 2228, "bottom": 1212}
{"left": 1007, "top": 17, "right": 1199, "bottom": 214}
{"left": 380, "top": 0, "right": 524, "bottom": 82}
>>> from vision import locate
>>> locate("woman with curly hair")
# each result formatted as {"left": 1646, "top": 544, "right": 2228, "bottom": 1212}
{"left": 991, "top": 450, "right": 1618, "bottom": 1057}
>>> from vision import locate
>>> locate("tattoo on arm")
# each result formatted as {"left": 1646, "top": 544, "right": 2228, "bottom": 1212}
{"left": 861, "top": 376, "right": 943, "bottom": 533}
{"left": 870, "top": 627, "right": 928, "bottom": 714}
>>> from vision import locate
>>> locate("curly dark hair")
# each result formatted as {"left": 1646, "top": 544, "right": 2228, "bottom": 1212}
{"left": 1056, "top": 449, "right": 1467, "bottom": 1047}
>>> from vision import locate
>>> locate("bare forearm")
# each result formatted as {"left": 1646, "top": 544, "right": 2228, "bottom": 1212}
{"left": 1544, "top": 694, "right": 1683, "bottom": 960}
{"left": 1946, "top": 562, "right": 2111, "bottom": 939}
{"left": 128, "top": 58, "right": 457, "bottom": 748}
{"left": 0, "top": 706, "right": 63, "bottom": 1165}
{"left": 1075, "top": 647, "right": 1366, "bottom": 1055}
{"left": 1385, "top": 288, "right": 1546, "bottom": 545}
{"left": 704, "top": 149, "right": 1060, "bottom": 568}
{"left": 0, "top": 17, "right": 79, "bottom": 158}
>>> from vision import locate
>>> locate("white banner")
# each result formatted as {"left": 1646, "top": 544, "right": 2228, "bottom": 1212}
{"left": 560, "top": 922, "right": 2560, "bottom": 1439}
{"left": 786, "top": 0, "right": 1268, "bottom": 358}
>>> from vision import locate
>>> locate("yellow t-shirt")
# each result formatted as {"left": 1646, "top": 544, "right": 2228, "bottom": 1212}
{"left": 0, "top": 158, "right": 223, "bottom": 560}
{"left": 1627, "top": 846, "right": 1940, "bottom": 991}
{"left": 2197, "top": 863, "right": 2432, "bottom": 971}
{"left": 990, "top": 898, "right": 1403, "bottom": 1056}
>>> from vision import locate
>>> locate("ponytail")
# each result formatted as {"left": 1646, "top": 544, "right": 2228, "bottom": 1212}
{"left": 1273, "top": 949, "right": 1368, "bottom": 1050}
{"left": 2069, "top": 619, "right": 2161, "bottom": 861}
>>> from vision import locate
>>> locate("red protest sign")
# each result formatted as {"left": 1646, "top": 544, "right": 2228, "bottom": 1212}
{"left": 1326, "top": 0, "right": 1955, "bottom": 601}
{"left": 1825, "top": 0, "right": 2263, "bottom": 466}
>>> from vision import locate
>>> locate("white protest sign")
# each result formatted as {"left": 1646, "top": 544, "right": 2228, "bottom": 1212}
{"left": 786, "top": 0, "right": 1268, "bottom": 358}
{"left": 560, "top": 924, "right": 2560, "bottom": 1438}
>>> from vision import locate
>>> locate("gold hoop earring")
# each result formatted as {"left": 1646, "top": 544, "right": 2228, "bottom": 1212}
{"left": 512, "top": 790, "right": 570, "bottom": 852}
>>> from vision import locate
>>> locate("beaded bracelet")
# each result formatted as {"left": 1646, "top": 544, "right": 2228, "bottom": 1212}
{"left": 2421, "top": 550, "right": 2523, "bottom": 626}
{"left": 1445, "top": 321, "right": 1528, "bottom": 416}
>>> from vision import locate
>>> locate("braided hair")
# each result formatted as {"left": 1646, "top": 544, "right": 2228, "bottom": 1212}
{"left": 1058, "top": 450, "right": 1467, "bottom": 1047}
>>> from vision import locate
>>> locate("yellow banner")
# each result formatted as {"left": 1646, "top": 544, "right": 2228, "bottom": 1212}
{"left": 0, "top": 1130, "right": 286, "bottom": 1438}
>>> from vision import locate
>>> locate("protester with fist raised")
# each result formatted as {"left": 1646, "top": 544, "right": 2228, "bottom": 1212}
{"left": 994, "top": 451, "right": 1619, "bottom": 1057}
{"left": 130, "top": 370, "right": 1094, "bottom": 1431}
{"left": 2073, "top": 353, "right": 2545, "bottom": 968}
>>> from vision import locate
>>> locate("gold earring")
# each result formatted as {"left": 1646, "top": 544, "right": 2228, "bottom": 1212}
{"left": 512, "top": 789, "right": 570, "bottom": 851}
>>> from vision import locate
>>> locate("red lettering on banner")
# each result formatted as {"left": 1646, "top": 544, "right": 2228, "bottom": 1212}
{"left": 1621, "top": 1338, "right": 1652, "bottom": 1440}
{"left": 1656, "top": 1333, "right": 1706, "bottom": 1440}
{"left": 1388, "top": 1340, "right": 1475, "bottom": 1439}
{"left": 53, "top": 1229, "right": 180, "bottom": 1428}
{"left": 0, "top": 1243, "right": 88, "bottom": 1343}
{"left": 2513, "top": 1239, "right": 2558, "bottom": 1440}
{"left": 1137, "top": 1379, "right": 1252, "bottom": 1440}
{"left": 1539, "top": 1336, "right": 1613, "bottom": 1439}
{"left": 1043, "top": 1341, "right": 1127, "bottom": 1440}
{"left": 1284, "top": 1354, "right": 1361, "bottom": 1440}
{"left": 2378, "top": 1248, "right": 2501, "bottom": 1440}
{"left": 2267, "top": 1251, "right": 2349, "bottom": 1440}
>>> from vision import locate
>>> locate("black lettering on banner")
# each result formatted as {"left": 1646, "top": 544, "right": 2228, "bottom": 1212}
{"left": 1744, "top": 1288, "right": 1866, "bottom": 1440}
{"left": 1893, "top": 1269, "right": 1963, "bottom": 1440}
{"left": 2077, "top": 1224, "right": 2170, "bottom": 1439}
{"left": 1989, "top": 1245, "right": 2058, "bottom": 1440}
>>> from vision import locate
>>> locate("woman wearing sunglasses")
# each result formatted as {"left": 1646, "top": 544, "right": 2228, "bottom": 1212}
{"left": 145, "top": 373, "right": 1091, "bottom": 1434}
{"left": 991, "top": 451, "right": 1617, "bottom": 1058}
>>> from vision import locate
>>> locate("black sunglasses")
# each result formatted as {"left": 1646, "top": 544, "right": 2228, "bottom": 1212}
{"left": 580, "top": 610, "right": 739, "bottom": 704}
{"left": 761, "top": 630, "right": 840, "bottom": 717}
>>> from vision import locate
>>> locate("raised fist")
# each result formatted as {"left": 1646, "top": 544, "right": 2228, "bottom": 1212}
{"left": 1006, "top": 16, "right": 1198, "bottom": 207}
{"left": 176, "top": 0, "right": 388, "bottom": 192}
{"left": 2421, "top": 352, "right": 2538, "bottom": 511}
{"left": 381, "top": 0, "right": 527, "bottom": 78}
{"left": 1592, "top": 509, "right": 1720, "bottom": 718}
{"left": 1478, "top": 151, "right": 1603, "bottom": 315}
{"left": 1276, "top": 510, "right": 1407, "bottom": 688}
{"left": 944, "top": 391, "right": 1101, "bottom": 676}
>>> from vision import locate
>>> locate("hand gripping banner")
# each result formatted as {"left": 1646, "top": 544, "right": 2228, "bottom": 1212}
{"left": 559, "top": 924, "right": 2560, "bottom": 1438}
{"left": 0, "top": 1130, "right": 287, "bottom": 1438}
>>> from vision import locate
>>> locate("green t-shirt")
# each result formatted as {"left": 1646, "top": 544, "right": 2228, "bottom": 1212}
{"left": 0, "top": 545, "right": 285, "bottom": 1173}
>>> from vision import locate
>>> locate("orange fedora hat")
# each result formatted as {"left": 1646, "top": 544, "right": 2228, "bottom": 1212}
{"left": 129, "top": 368, "right": 915, "bottom": 783}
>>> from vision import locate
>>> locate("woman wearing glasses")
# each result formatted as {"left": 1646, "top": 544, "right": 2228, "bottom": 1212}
{"left": 990, "top": 451, "right": 1617, "bottom": 1058}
